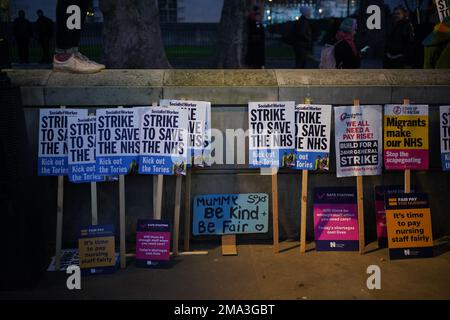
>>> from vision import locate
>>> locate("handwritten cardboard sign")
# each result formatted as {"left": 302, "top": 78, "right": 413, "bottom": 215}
{"left": 193, "top": 193, "right": 269, "bottom": 235}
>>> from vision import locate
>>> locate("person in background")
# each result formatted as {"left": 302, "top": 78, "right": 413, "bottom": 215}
{"left": 35, "top": 10, "right": 54, "bottom": 64}
{"left": 246, "top": 6, "right": 265, "bottom": 68}
{"left": 53, "top": 0, "right": 105, "bottom": 73}
{"left": 423, "top": 17, "right": 450, "bottom": 69}
{"left": 293, "top": 6, "right": 312, "bottom": 68}
{"left": 13, "top": 10, "right": 32, "bottom": 64}
{"left": 384, "top": 5, "right": 415, "bottom": 68}
{"left": 334, "top": 18, "right": 360, "bottom": 69}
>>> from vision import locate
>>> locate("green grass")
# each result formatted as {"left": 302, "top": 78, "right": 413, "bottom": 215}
{"left": 9, "top": 44, "right": 294, "bottom": 63}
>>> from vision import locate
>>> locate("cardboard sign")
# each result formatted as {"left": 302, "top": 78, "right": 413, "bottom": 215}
{"left": 294, "top": 104, "right": 332, "bottom": 170}
{"left": 96, "top": 108, "right": 140, "bottom": 175}
{"left": 440, "top": 106, "right": 450, "bottom": 171}
{"left": 203, "top": 102, "right": 212, "bottom": 166}
{"left": 138, "top": 106, "right": 188, "bottom": 175}
{"left": 67, "top": 116, "right": 104, "bottom": 183}
{"left": 334, "top": 105, "right": 382, "bottom": 177}
{"left": 193, "top": 193, "right": 269, "bottom": 235}
{"left": 38, "top": 108, "right": 88, "bottom": 176}
{"left": 78, "top": 224, "right": 116, "bottom": 274}
{"left": 136, "top": 219, "right": 171, "bottom": 267}
{"left": 313, "top": 187, "right": 359, "bottom": 251}
{"left": 248, "top": 101, "right": 295, "bottom": 168}
{"left": 385, "top": 193, "right": 433, "bottom": 259}
{"left": 384, "top": 104, "right": 429, "bottom": 170}
{"left": 161, "top": 100, "right": 208, "bottom": 166}
{"left": 374, "top": 185, "right": 415, "bottom": 248}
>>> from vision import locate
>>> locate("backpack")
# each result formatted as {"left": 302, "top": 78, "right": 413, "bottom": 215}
{"left": 319, "top": 43, "right": 337, "bottom": 69}
{"left": 319, "top": 40, "right": 344, "bottom": 69}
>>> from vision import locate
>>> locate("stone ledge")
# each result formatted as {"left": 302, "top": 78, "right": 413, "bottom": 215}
{"left": 4, "top": 69, "right": 450, "bottom": 106}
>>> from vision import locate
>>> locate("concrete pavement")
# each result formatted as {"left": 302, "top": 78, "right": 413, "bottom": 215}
{"left": 2, "top": 237, "right": 449, "bottom": 300}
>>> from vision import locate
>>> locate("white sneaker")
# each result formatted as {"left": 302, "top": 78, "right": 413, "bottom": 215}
{"left": 74, "top": 52, "right": 106, "bottom": 70}
{"left": 53, "top": 53, "right": 104, "bottom": 74}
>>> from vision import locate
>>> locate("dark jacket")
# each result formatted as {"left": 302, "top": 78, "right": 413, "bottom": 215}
{"left": 334, "top": 40, "right": 361, "bottom": 69}
{"left": 36, "top": 16, "right": 54, "bottom": 42}
{"left": 13, "top": 17, "right": 33, "bottom": 40}
{"left": 293, "top": 16, "right": 312, "bottom": 50}
{"left": 246, "top": 16, "right": 265, "bottom": 68}
{"left": 385, "top": 19, "right": 414, "bottom": 58}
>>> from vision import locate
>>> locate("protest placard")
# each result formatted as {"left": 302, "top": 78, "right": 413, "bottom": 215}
{"left": 248, "top": 101, "right": 295, "bottom": 168}
{"left": 38, "top": 108, "right": 87, "bottom": 176}
{"left": 160, "top": 100, "right": 208, "bottom": 166}
{"left": 384, "top": 104, "right": 429, "bottom": 170}
{"left": 385, "top": 193, "right": 433, "bottom": 259}
{"left": 440, "top": 106, "right": 450, "bottom": 171}
{"left": 138, "top": 106, "right": 188, "bottom": 175}
{"left": 136, "top": 219, "right": 171, "bottom": 267}
{"left": 67, "top": 115, "right": 103, "bottom": 183}
{"left": 96, "top": 108, "right": 140, "bottom": 175}
{"left": 313, "top": 187, "right": 359, "bottom": 251}
{"left": 193, "top": 193, "right": 269, "bottom": 235}
{"left": 436, "top": 0, "right": 449, "bottom": 22}
{"left": 334, "top": 105, "right": 382, "bottom": 177}
{"left": 374, "top": 185, "right": 415, "bottom": 248}
{"left": 78, "top": 224, "right": 117, "bottom": 274}
{"left": 294, "top": 104, "right": 332, "bottom": 170}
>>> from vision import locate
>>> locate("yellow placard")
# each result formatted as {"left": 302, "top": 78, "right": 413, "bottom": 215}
{"left": 78, "top": 236, "right": 115, "bottom": 269}
{"left": 384, "top": 115, "right": 428, "bottom": 150}
{"left": 386, "top": 208, "right": 433, "bottom": 249}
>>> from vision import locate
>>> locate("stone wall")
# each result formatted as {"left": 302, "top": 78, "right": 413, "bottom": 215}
{"left": 5, "top": 69, "right": 450, "bottom": 249}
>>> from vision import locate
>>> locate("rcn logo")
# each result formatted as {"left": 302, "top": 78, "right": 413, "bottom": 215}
{"left": 340, "top": 113, "right": 362, "bottom": 121}
{"left": 330, "top": 242, "right": 336, "bottom": 248}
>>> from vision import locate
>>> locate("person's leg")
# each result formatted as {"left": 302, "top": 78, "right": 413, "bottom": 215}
{"left": 17, "top": 40, "right": 25, "bottom": 63}
{"left": 55, "top": 0, "right": 88, "bottom": 52}
{"left": 54, "top": 0, "right": 105, "bottom": 73}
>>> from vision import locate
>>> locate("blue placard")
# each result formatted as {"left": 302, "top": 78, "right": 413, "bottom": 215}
{"left": 67, "top": 115, "right": 104, "bottom": 183}
{"left": 440, "top": 106, "right": 450, "bottom": 170}
{"left": 248, "top": 101, "right": 296, "bottom": 168}
{"left": 138, "top": 106, "right": 189, "bottom": 175}
{"left": 193, "top": 193, "right": 269, "bottom": 235}
{"left": 38, "top": 108, "right": 88, "bottom": 176}
{"left": 96, "top": 108, "right": 140, "bottom": 175}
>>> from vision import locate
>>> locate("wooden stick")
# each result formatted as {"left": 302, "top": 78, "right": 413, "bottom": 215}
{"left": 153, "top": 175, "right": 158, "bottom": 217}
{"left": 155, "top": 175, "right": 163, "bottom": 219}
{"left": 353, "top": 99, "right": 365, "bottom": 254}
{"left": 183, "top": 168, "right": 192, "bottom": 252}
{"left": 300, "top": 170, "right": 308, "bottom": 253}
{"left": 55, "top": 175, "right": 64, "bottom": 270}
{"left": 403, "top": 99, "right": 411, "bottom": 193}
{"left": 271, "top": 167, "right": 279, "bottom": 253}
{"left": 356, "top": 175, "right": 365, "bottom": 254}
{"left": 118, "top": 106, "right": 126, "bottom": 269}
{"left": 55, "top": 105, "right": 65, "bottom": 271}
{"left": 172, "top": 175, "right": 182, "bottom": 256}
{"left": 119, "top": 174, "right": 126, "bottom": 268}
{"left": 300, "top": 97, "right": 311, "bottom": 254}
{"left": 90, "top": 182, "right": 98, "bottom": 225}
{"left": 221, "top": 234, "right": 237, "bottom": 255}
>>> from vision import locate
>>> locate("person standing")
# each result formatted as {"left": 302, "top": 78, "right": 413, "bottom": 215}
{"left": 293, "top": 6, "right": 312, "bottom": 68}
{"left": 334, "top": 18, "right": 360, "bottom": 69}
{"left": 36, "top": 9, "right": 54, "bottom": 64}
{"left": 246, "top": 6, "right": 265, "bottom": 68}
{"left": 384, "top": 5, "right": 415, "bottom": 69}
{"left": 13, "top": 10, "right": 33, "bottom": 64}
{"left": 53, "top": 0, "right": 105, "bottom": 73}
